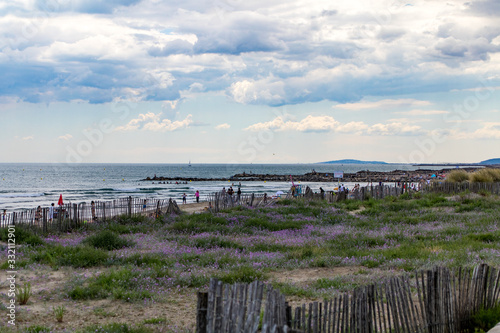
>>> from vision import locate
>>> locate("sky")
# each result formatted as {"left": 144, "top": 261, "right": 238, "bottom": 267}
{"left": 0, "top": 0, "right": 499, "bottom": 164}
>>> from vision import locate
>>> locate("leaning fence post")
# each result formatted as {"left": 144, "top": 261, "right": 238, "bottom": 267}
{"left": 197, "top": 292, "right": 209, "bottom": 333}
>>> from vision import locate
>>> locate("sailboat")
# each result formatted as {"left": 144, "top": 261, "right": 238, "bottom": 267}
{"left": 188, "top": 160, "right": 192, "bottom": 167}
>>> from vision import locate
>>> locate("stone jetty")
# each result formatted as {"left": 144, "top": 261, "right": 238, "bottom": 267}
{"left": 144, "top": 167, "right": 482, "bottom": 183}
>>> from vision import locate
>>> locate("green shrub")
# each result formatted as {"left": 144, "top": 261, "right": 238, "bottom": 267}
{"left": 272, "top": 282, "right": 316, "bottom": 298}
{"left": 82, "top": 323, "right": 153, "bottom": 333}
{"left": 143, "top": 317, "right": 169, "bottom": 325}
{"left": 33, "top": 245, "right": 109, "bottom": 268}
{"left": 69, "top": 267, "right": 157, "bottom": 302}
{"left": 468, "top": 304, "right": 500, "bottom": 332}
{"left": 24, "top": 325, "right": 51, "bottom": 333}
{"left": 83, "top": 230, "right": 133, "bottom": 250}
{"left": 0, "top": 227, "right": 44, "bottom": 246}
{"left": 446, "top": 170, "right": 470, "bottom": 183}
{"left": 52, "top": 305, "right": 65, "bottom": 322}
{"left": 217, "top": 266, "right": 266, "bottom": 284}
{"left": 192, "top": 237, "right": 244, "bottom": 250}
{"left": 68, "top": 284, "right": 108, "bottom": 300}
{"left": 467, "top": 232, "right": 500, "bottom": 243}
{"left": 16, "top": 282, "right": 32, "bottom": 305}
{"left": 244, "top": 217, "right": 303, "bottom": 231}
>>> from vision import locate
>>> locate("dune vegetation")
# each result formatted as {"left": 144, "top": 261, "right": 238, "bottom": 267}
{"left": 1, "top": 192, "right": 500, "bottom": 332}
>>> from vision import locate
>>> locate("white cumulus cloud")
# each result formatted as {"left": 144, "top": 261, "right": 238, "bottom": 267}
{"left": 57, "top": 134, "right": 73, "bottom": 141}
{"left": 115, "top": 112, "right": 193, "bottom": 132}
{"left": 215, "top": 123, "right": 230, "bottom": 130}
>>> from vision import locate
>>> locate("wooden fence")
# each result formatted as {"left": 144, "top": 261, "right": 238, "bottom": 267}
{"left": 0, "top": 197, "right": 181, "bottom": 232}
{"left": 294, "top": 181, "right": 500, "bottom": 203}
{"left": 205, "top": 192, "right": 274, "bottom": 213}
{"left": 292, "top": 184, "right": 411, "bottom": 203}
{"left": 196, "top": 264, "right": 500, "bottom": 333}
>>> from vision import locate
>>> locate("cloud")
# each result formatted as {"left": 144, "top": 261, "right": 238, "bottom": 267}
{"left": 454, "top": 122, "right": 500, "bottom": 139}
{"left": 466, "top": 0, "right": 500, "bottom": 17}
{"left": 115, "top": 112, "right": 193, "bottom": 132}
{"left": 333, "top": 99, "right": 432, "bottom": 111}
{"left": 245, "top": 115, "right": 339, "bottom": 133}
{"left": 1, "top": 1, "right": 500, "bottom": 106}
{"left": 366, "top": 122, "right": 425, "bottom": 136}
{"left": 22, "top": 136, "right": 34, "bottom": 140}
{"left": 215, "top": 123, "right": 230, "bottom": 130}
{"left": 245, "top": 115, "right": 425, "bottom": 136}
{"left": 58, "top": 134, "right": 73, "bottom": 141}
{"left": 394, "top": 110, "right": 449, "bottom": 116}
{"left": 34, "top": 0, "right": 142, "bottom": 14}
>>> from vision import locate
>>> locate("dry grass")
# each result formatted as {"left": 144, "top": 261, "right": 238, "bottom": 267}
{"left": 446, "top": 170, "right": 470, "bottom": 183}
{"left": 470, "top": 168, "right": 500, "bottom": 183}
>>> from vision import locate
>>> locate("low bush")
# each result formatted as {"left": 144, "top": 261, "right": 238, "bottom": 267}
{"left": 217, "top": 266, "right": 266, "bottom": 284}
{"left": 82, "top": 323, "right": 153, "bottom": 333}
{"left": 0, "top": 227, "right": 44, "bottom": 246}
{"left": 468, "top": 304, "right": 500, "bottom": 332}
{"left": 32, "top": 245, "right": 109, "bottom": 268}
{"left": 83, "top": 230, "right": 133, "bottom": 250}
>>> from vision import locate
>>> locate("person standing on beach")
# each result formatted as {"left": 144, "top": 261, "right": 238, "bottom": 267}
{"left": 142, "top": 199, "right": 147, "bottom": 211}
{"left": 2, "top": 209, "right": 6, "bottom": 224}
{"left": 49, "top": 203, "right": 55, "bottom": 222}
{"left": 195, "top": 190, "right": 200, "bottom": 203}
{"left": 182, "top": 193, "right": 187, "bottom": 204}
{"left": 91, "top": 201, "right": 97, "bottom": 221}
{"left": 237, "top": 187, "right": 241, "bottom": 202}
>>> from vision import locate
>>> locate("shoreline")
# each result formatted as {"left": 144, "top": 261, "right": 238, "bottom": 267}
{"left": 144, "top": 167, "right": 490, "bottom": 183}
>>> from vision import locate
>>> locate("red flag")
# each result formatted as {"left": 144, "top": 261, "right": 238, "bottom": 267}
{"left": 58, "top": 194, "right": 63, "bottom": 206}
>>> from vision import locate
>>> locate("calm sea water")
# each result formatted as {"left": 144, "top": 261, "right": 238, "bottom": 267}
{"left": 0, "top": 163, "right": 419, "bottom": 211}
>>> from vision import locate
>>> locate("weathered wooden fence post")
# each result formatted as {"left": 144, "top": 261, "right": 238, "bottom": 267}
{"left": 128, "top": 196, "right": 132, "bottom": 217}
{"left": 196, "top": 292, "right": 209, "bottom": 333}
{"left": 42, "top": 208, "right": 47, "bottom": 233}
{"left": 73, "top": 204, "right": 78, "bottom": 229}
{"left": 102, "top": 202, "right": 106, "bottom": 222}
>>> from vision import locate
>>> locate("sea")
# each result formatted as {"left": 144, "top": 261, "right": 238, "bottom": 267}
{"left": 0, "top": 163, "right": 423, "bottom": 211}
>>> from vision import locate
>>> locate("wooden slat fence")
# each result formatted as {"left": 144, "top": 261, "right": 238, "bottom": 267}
{"left": 197, "top": 264, "right": 500, "bottom": 333}
{"left": 0, "top": 197, "right": 181, "bottom": 232}
{"left": 205, "top": 192, "right": 274, "bottom": 213}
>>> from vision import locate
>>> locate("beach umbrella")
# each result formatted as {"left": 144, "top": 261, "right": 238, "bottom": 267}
{"left": 431, "top": 174, "right": 436, "bottom": 178}
{"left": 276, "top": 191, "right": 284, "bottom": 196}
{"left": 58, "top": 194, "right": 64, "bottom": 206}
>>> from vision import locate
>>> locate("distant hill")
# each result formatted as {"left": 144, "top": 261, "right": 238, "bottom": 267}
{"left": 319, "top": 159, "right": 388, "bottom": 165}
{"left": 479, "top": 158, "right": 500, "bottom": 165}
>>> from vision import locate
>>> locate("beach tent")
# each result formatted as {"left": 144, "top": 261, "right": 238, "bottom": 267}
{"left": 58, "top": 194, "right": 64, "bottom": 206}
{"left": 431, "top": 174, "right": 436, "bottom": 178}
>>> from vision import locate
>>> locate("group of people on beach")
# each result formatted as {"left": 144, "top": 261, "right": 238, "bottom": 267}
{"left": 33, "top": 203, "right": 57, "bottom": 223}
{"left": 182, "top": 190, "right": 200, "bottom": 204}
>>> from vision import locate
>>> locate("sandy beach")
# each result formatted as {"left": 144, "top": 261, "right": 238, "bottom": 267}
{"left": 178, "top": 201, "right": 211, "bottom": 214}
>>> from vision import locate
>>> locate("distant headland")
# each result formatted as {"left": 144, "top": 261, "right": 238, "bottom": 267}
{"left": 317, "top": 158, "right": 500, "bottom": 166}
{"left": 317, "top": 159, "right": 388, "bottom": 165}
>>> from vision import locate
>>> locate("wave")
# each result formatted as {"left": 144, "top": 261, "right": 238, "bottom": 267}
{"left": 0, "top": 192, "right": 45, "bottom": 198}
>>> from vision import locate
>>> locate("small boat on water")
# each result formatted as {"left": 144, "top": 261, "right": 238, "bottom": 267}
{"left": 188, "top": 160, "right": 192, "bottom": 167}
